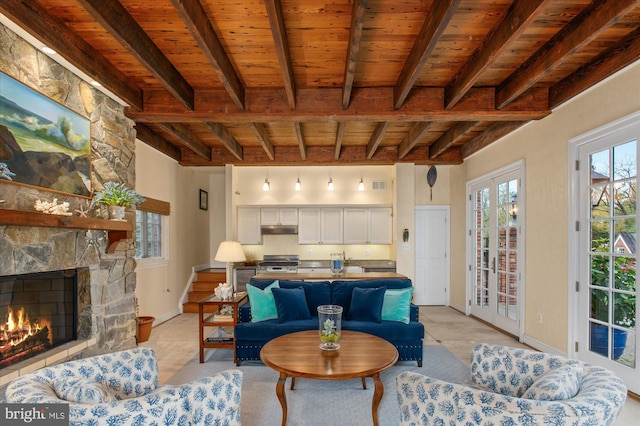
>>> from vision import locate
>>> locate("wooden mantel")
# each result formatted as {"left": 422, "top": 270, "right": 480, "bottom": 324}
{"left": 0, "top": 208, "right": 133, "bottom": 253}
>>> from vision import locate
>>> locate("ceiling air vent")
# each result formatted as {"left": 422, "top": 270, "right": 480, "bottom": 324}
{"left": 372, "top": 180, "right": 386, "bottom": 190}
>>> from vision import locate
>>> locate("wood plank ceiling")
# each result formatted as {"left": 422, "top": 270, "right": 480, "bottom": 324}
{"left": 3, "top": 0, "right": 640, "bottom": 166}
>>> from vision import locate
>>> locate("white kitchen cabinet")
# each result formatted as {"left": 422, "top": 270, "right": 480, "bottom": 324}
{"left": 298, "top": 208, "right": 321, "bottom": 244}
{"left": 343, "top": 208, "right": 369, "bottom": 244}
{"left": 320, "top": 208, "right": 343, "bottom": 244}
{"left": 298, "top": 208, "right": 343, "bottom": 244}
{"left": 368, "top": 207, "right": 392, "bottom": 244}
{"left": 260, "top": 208, "right": 298, "bottom": 225}
{"left": 343, "top": 207, "right": 392, "bottom": 244}
{"left": 237, "top": 207, "right": 262, "bottom": 244}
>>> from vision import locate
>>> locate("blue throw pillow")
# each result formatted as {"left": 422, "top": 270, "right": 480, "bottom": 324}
{"left": 272, "top": 286, "right": 311, "bottom": 323}
{"left": 348, "top": 286, "right": 386, "bottom": 322}
{"left": 381, "top": 287, "right": 413, "bottom": 324}
{"left": 246, "top": 280, "right": 280, "bottom": 322}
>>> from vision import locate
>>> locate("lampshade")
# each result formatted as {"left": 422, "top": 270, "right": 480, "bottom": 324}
{"left": 214, "top": 241, "right": 246, "bottom": 263}
{"left": 327, "top": 178, "right": 334, "bottom": 191}
{"left": 358, "top": 178, "right": 364, "bottom": 191}
{"left": 263, "top": 178, "right": 270, "bottom": 191}
{"left": 295, "top": 178, "right": 301, "bottom": 191}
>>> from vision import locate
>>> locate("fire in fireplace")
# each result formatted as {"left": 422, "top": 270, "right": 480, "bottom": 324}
{"left": 0, "top": 270, "right": 78, "bottom": 369}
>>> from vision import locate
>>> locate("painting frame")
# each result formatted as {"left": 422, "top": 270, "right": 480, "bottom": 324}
{"left": 199, "top": 189, "right": 208, "bottom": 211}
{"left": 0, "top": 71, "right": 92, "bottom": 197}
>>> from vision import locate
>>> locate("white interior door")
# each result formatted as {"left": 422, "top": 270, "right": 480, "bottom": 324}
{"left": 573, "top": 116, "right": 639, "bottom": 393}
{"left": 414, "top": 206, "right": 449, "bottom": 305}
{"left": 467, "top": 167, "right": 523, "bottom": 337}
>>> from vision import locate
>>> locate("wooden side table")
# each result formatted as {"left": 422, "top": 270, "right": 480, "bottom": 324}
{"left": 198, "top": 292, "right": 247, "bottom": 364}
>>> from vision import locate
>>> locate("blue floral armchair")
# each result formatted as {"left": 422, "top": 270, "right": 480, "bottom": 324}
{"left": 4, "top": 348, "right": 242, "bottom": 425}
{"left": 396, "top": 343, "right": 627, "bottom": 425}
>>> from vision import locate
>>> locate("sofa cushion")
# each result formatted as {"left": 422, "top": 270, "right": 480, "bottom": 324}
{"left": 382, "top": 287, "right": 413, "bottom": 324}
{"left": 246, "top": 280, "right": 280, "bottom": 322}
{"left": 235, "top": 318, "right": 318, "bottom": 340}
{"left": 53, "top": 377, "right": 113, "bottom": 404}
{"left": 521, "top": 363, "right": 583, "bottom": 401}
{"left": 342, "top": 319, "right": 424, "bottom": 341}
{"left": 348, "top": 286, "right": 385, "bottom": 322}
{"left": 331, "top": 278, "right": 412, "bottom": 317}
{"left": 249, "top": 279, "right": 331, "bottom": 316}
{"left": 272, "top": 286, "right": 311, "bottom": 323}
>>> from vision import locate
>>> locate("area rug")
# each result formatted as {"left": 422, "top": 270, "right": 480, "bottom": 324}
{"left": 166, "top": 344, "right": 470, "bottom": 426}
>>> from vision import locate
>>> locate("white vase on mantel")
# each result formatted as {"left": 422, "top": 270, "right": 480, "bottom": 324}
{"left": 108, "top": 205, "right": 126, "bottom": 221}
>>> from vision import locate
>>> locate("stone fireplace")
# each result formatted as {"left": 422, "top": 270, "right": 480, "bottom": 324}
{"left": 0, "top": 21, "right": 138, "bottom": 388}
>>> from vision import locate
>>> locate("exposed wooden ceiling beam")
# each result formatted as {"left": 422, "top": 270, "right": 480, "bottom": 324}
{"left": 393, "top": 0, "right": 461, "bottom": 109}
{"left": 205, "top": 122, "right": 244, "bottom": 161}
{"left": 180, "top": 144, "right": 463, "bottom": 166}
{"left": 397, "top": 122, "right": 434, "bottom": 159}
{"left": 550, "top": 26, "right": 640, "bottom": 109}
{"left": 496, "top": 0, "right": 640, "bottom": 109}
{"left": 294, "top": 122, "right": 307, "bottom": 160}
{"left": 171, "top": 0, "right": 245, "bottom": 109}
{"left": 0, "top": 0, "right": 143, "bottom": 110}
{"left": 250, "top": 123, "right": 274, "bottom": 160}
{"left": 366, "top": 122, "right": 391, "bottom": 159}
{"left": 135, "top": 123, "right": 181, "bottom": 161}
{"left": 157, "top": 123, "right": 211, "bottom": 160}
{"left": 429, "top": 121, "right": 477, "bottom": 159}
{"left": 334, "top": 122, "right": 346, "bottom": 160}
{"left": 132, "top": 87, "right": 550, "bottom": 123}
{"left": 342, "top": 0, "right": 368, "bottom": 109}
{"left": 445, "top": 0, "right": 550, "bottom": 109}
{"left": 76, "top": 0, "right": 195, "bottom": 111}
{"left": 264, "top": 0, "right": 296, "bottom": 109}
{"left": 462, "top": 121, "right": 525, "bottom": 158}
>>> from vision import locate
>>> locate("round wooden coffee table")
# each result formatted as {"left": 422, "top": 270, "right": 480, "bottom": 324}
{"left": 260, "top": 330, "right": 398, "bottom": 426}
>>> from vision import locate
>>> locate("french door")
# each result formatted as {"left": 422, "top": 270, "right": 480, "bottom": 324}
{"left": 468, "top": 165, "right": 523, "bottom": 337}
{"left": 572, "top": 113, "right": 639, "bottom": 393}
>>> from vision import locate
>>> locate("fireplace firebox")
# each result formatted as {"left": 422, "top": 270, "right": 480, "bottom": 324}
{"left": 0, "top": 270, "right": 78, "bottom": 369}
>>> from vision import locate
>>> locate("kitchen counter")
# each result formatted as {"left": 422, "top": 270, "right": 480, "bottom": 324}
{"left": 253, "top": 272, "right": 406, "bottom": 281}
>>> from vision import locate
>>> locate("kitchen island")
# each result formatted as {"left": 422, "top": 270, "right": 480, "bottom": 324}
{"left": 253, "top": 271, "right": 406, "bottom": 281}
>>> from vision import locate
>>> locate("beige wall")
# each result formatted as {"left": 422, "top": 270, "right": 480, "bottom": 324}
{"left": 450, "top": 61, "right": 640, "bottom": 352}
{"left": 134, "top": 141, "right": 213, "bottom": 323}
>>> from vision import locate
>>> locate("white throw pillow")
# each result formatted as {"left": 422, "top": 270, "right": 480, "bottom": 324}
{"left": 53, "top": 377, "right": 113, "bottom": 404}
{"left": 521, "top": 363, "right": 583, "bottom": 401}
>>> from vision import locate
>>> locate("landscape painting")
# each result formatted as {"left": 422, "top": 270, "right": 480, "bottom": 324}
{"left": 0, "top": 72, "right": 91, "bottom": 197}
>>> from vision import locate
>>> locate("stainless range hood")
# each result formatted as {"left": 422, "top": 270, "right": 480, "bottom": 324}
{"left": 260, "top": 225, "right": 298, "bottom": 235}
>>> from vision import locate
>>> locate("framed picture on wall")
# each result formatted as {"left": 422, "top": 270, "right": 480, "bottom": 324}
{"left": 0, "top": 71, "right": 92, "bottom": 197}
{"left": 199, "top": 189, "right": 208, "bottom": 211}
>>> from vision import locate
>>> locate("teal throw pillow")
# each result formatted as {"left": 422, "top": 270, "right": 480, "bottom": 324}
{"left": 272, "top": 286, "right": 311, "bottom": 323}
{"left": 381, "top": 287, "right": 413, "bottom": 324}
{"left": 247, "top": 280, "right": 280, "bottom": 322}
{"left": 348, "top": 286, "right": 386, "bottom": 322}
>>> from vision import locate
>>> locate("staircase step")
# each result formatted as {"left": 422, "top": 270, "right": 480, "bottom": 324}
{"left": 197, "top": 269, "right": 226, "bottom": 281}
{"left": 189, "top": 291, "right": 216, "bottom": 302}
{"left": 193, "top": 282, "right": 219, "bottom": 292}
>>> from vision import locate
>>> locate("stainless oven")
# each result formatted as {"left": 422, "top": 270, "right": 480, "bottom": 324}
{"left": 257, "top": 255, "right": 299, "bottom": 274}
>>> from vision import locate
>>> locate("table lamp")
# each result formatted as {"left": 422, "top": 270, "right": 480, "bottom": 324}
{"left": 215, "top": 240, "right": 247, "bottom": 292}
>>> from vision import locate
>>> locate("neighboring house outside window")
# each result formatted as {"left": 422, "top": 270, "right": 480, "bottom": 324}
{"left": 135, "top": 197, "right": 170, "bottom": 269}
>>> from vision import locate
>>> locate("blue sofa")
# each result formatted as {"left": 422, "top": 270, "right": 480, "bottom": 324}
{"left": 234, "top": 277, "right": 424, "bottom": 366}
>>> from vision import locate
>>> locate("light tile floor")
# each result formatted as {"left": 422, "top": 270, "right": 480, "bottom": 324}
{"left": 140, "top": 306, "right": 640, "bottom": 425}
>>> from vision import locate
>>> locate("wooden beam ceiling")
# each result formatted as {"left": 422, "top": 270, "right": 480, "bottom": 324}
{"left": 2, "top": 0, "right": 639, "bottom": 167}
